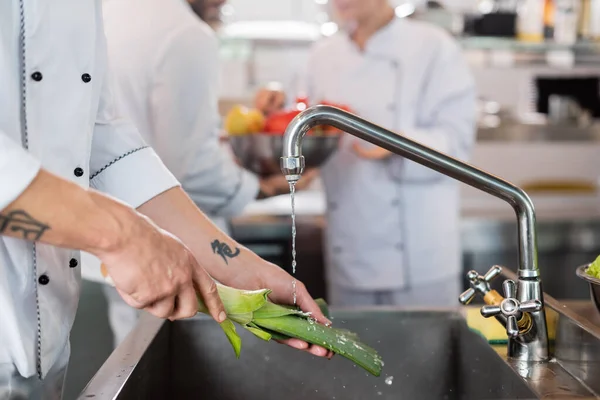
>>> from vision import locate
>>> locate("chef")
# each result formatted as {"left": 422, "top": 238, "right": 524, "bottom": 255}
{"left": 101, "top": 0, "right": 314, "bottom": 236}
{"left": 303, "top": 0, "right": 477, "bottom": 307}
{"left": 91, "top": 0, "right": 316, "bottom": 348}
{"left": 0, "top": 2, "right": 329, "bottom": 398}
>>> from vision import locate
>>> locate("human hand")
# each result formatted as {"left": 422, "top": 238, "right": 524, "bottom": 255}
{"left": 352, "top": 141, "right": 392, "bottom": 160}
{"left": 254, "top": 84, "right": 286, "bottom": 116}
{"left": 98, "top": 214, "right": 226, "bottom": 323}
{"left": 258, "top": 168, "right": 319, "bottom": 198}
{"left": 219, "top": 250, "right": 333, "bottom": 358}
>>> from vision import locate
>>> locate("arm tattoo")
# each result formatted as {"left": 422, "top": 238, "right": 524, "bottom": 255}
{"left": 0, "top": 210, "right": 50, "bottom": 241}
{"left": 211, "top": 239, "right": 240, "bottom": 264}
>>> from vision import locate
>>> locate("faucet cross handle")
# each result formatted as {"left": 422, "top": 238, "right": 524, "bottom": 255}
{"left": 459, "top": 266, "right": 502, "bottom": 305}
{"left": 480, "top": 280, "right": 543, "bottom": 338}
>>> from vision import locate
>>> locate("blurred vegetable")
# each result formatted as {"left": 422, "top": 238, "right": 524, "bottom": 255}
{"left": 264, "top": 110, "right": 300, "bottom": 135}
{"left": 588, "top": 255, "right": 600, "bottom": 279}
{"left": 224, "top": 105, "right": 265, "bottom": 135}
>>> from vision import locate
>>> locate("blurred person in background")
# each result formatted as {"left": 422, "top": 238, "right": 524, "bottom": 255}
{"left": 302, "top": 0, "right": 477, "bottom": 307}
{"left": 188, "top": 0, "right": 227, "bottom": 29}
{"left": 87, "top": 0, "right": 316, "bottom": 348}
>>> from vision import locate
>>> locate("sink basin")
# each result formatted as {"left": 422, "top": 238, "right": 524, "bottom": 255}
{"left": 80, "top": 310, "right": 537, "bottom": 399}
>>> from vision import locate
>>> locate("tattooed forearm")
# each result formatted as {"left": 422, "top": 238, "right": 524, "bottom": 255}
{"left": 0, "top": 210, "right": 50, "bottom": 241}
{"left": 211, "top": 239, "right": 240, "bottom": 264}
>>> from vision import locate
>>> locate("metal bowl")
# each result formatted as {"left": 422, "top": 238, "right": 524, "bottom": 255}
{"left": 576, "top": 264, "right": 600, "bottom": 314}
{"left": 228, "top": 133, "right": 340, "bottom": 176}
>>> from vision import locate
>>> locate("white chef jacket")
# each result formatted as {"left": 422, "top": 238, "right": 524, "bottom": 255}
{"left": 0, "top": 0, "right": 178, "bottom": 392}
{"left": 104, "top": 0, "right": 258, "bottom": 226}
{"left": 305, "top": 17, "right": 476, "bottom": 291}
{"left": 80, "top": 0, "right": 259, "bottom": 285}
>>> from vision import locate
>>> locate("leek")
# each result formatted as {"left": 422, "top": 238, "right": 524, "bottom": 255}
{"left": 197, "top": 283, "right": 383, "bottom": 377}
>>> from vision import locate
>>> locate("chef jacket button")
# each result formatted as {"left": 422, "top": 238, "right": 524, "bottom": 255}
{"left": 31, "top": 71, "right": 43, "bottom": 82}
{"left": 81, "top": 73, "right": 92, "bottom": 83}
{"left": 391, "top": 198, "right": 400, "bottom": 207}
{"left": 38, "top": 275, "right": 50, "bottom": 285}
{"left": 74, "top": 167, "right": 84, "bottom": 177}
{"left": 69, "top": 258, "right": 78, "bottom": 268}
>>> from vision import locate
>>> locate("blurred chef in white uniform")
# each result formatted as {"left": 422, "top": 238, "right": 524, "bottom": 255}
{"left": 0, "top": 2, "right": 330, "bottom": 399}
{"left": 303, "top": 0, "right": 477, "bottom": 307}
{"left": 91, "top": 0, "right": 315, "bottom": 347}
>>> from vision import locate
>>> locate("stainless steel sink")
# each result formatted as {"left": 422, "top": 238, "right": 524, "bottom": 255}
{"left": 79, "top": 310, "right": 538, "bottom": 399}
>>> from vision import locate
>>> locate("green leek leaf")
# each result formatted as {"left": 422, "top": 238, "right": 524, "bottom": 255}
{"left": 243, "top": 325, "right": 272, "bottom": 341}
{"left": 219, "top": 319, "right": 242, "bottom": 358}
{"left": 254, "top": 315, "right": 383, "bottom": 376}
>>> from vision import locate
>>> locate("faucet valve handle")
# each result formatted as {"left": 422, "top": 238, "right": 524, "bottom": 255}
{"left": 459, "top": 266, "right": 502, "bottom": 305}
{"left": 480, "top": 279, "right": 543, "bottom": 338}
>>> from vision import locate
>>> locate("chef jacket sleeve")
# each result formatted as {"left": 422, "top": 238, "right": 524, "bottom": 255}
{"left": 0, "top": 132, "right": 42, "bottom": 211}
{"left": 148, "top": 24, "right": 258, "bottom": 217}
{"left": 392, "top": 35, "right": 477, "bottom": 182}
{"left": 90, "top": 70, "right": 180, "bottom": 208}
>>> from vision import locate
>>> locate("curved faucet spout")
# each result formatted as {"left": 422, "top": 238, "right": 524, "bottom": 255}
{"left": 281, "top": 105, "right": 539, "bottom": 278}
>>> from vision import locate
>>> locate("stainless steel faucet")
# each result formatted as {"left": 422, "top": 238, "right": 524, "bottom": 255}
{"left": 280, "top": 105, "right": 549, "bottom": 362}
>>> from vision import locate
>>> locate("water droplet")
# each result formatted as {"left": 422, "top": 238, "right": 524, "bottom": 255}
{"left": 315, "top": 389, "right": 318, "bottom": 393}
{"left": 292, "top": 280, "right": 297, "bottom": 305}
{"left": 264, "top": 356, "right": 270, "bottom": 362}
{"left": 385, "top": 376, "right": 394, "bottom": 385}
{"left": 343, "top": 386, "right": 346, "bottom": 389}
{"left": 377, "top": 391, "right": 382, "bottom": 396}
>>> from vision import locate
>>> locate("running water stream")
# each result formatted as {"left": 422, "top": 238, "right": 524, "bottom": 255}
{"left": 289, "top": 181, "right": 297, "bottom": 305}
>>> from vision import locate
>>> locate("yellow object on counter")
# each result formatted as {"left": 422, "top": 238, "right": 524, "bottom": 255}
{"left": 521, "top": 179, "right": 597, "bottom": 194}
{"left": 465, "top": 307, "right": 508, "bottom": 344}
{"left": 224, "top": 105, "right": 265, "bottom": 135}
{"left": 465, "top": 306, "right": 558, "bottom": 344}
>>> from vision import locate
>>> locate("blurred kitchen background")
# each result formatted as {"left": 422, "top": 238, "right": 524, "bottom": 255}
{"left": 66, "top": 0, "right": 600, "bottom": 397}
{"left": 215, "top": 0, "right": 600, "bottom": 301}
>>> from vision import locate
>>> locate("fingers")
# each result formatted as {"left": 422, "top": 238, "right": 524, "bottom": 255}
{"left": 169, "top": 283, "right": 199, "bottom": 320}
{"left": 116, "top": 287, "right": 144, "bottom": 309}
{"left": 276, "top": 338, "right": 333, "bottom": 358}
{"left": 193, "top": 264, "right": 226, "bottom": 323}
{"left": 306, "top": 345, "right": 330, "bottom": 357}
{"left": 295, "top": 169, "right": 319, "bottom": 190}
{"left": 277, "top": 338, "right": 307, "bottom": 350}
{"left": 144, "top": 297, "right": 176, "bottom": 319}
{"left": 294, "top": 281, "right": 332, "bottom": 326}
